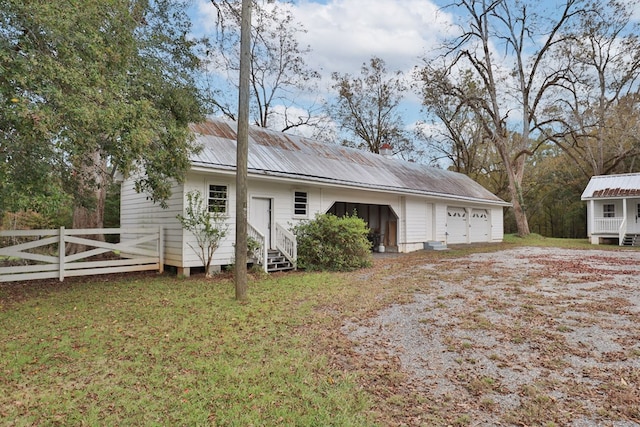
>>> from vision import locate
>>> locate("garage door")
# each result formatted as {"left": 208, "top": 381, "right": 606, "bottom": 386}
{"left": 447, "top": 207, "right": 467, "bottom": 244}
{"left": 470, "top": 209, "right": 489, "bottom": 242}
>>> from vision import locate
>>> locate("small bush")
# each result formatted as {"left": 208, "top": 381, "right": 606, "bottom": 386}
{"left": 293, "top": 213, "right": 372, "bottom": 271}
{"left": 1, "top": 210, "right": 53, "bottom": 230}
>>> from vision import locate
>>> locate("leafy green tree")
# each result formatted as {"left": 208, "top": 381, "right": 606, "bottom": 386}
{"left": 293, "top": 213, "right": 372, "bottom": 272}
{"left": 520, "top": 142, "right": 587, "bottom": 238}
{"left": 0, "top": 0, "right": 207, "bottom": 230}
{"left": 177, "top": 190, "right": 229, "bottom": 278}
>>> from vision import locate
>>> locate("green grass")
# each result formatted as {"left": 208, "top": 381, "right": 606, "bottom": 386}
{"left": 0, "top": 273, "right": 374, "bottom": 426}
{"left": 503, "top": 233, "right": 594, "bottom": 248}
{"left": 0, "top": 235, "right": 629, "bottom": 426}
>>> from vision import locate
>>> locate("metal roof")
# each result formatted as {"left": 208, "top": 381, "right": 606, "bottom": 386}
{"left": 581, "top": 173, "right": 640, "bottom": 199}
{"left": 189, "top": 119, "right": 509, "bottom": 205}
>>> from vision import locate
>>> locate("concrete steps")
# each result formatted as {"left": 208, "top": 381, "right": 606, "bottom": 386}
{"left": 424, "top": 241, "right": 449, "bottom": 251}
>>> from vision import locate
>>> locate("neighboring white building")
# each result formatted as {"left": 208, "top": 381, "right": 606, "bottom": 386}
{"left": 582, "top": 173, "right": 640, "bottom": 246}
{"left": 121, "top": 118, "right": 510, "bottom": 275}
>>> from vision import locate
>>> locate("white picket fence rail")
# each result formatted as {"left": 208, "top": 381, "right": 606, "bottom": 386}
{"left": 0, "top": 227, "right": 163, "bottom": 283}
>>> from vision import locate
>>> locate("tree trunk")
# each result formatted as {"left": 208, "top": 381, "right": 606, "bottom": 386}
{"left": 506, "top": 175, "right": 530, "bottom": 236}
{"left": 67, "top": 150, "right": 108, "bottom": 255}
{"left": 498, "top": 140, "right": 531, "bottom": 237}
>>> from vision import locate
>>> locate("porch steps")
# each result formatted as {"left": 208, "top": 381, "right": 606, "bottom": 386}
{"left": 424, "top": 241, "right": 449, "bottom": 251}
{"left": 267, "top": 249, "right": 295, "bottom": 272}
{"left": 622, "top": 234, "right": 640, "bottom": 247}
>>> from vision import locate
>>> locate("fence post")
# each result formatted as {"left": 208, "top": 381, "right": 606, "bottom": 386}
{"left": 158, "top": 225, "right": 164, "bottom": 273}
{"left": 59, "top": 226, "right": 65, "bottom": 282}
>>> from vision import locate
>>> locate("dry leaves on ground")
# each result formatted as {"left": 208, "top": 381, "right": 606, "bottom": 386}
{"left": 341, "top": 247, "right": 640, "bottom": 426}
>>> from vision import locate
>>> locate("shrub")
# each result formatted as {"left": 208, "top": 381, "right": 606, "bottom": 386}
{"left": 293, "top": 213, "right": 372, "bottom": 271}
{"left": 176, "top": 190, "right": 229, "bottom": 277}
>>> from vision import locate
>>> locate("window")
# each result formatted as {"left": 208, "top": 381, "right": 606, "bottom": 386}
{"left": 208, "top": 185, "right": 227, "bottom": 213}
{"left": 294, "top": 191, "right": 308, "bottom": 216}
{"left": 603, "top": 204, "right": 615, "bottom": 218}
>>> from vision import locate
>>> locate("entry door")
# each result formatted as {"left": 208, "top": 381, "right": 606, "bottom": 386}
{"left": 251, "top": 198, "right": 272, "bottom": 248}
{"left": 634, "top": 203, "right": 640, "bottom": 233}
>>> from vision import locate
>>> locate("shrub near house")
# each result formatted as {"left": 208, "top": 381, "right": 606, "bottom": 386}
{"left": 293, "top": 213, "right": 372, "bottom": 271}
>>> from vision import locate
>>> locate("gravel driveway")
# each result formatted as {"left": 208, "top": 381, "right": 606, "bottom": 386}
{"left": 343, "top": 247, "right": 640, "bottom": 426}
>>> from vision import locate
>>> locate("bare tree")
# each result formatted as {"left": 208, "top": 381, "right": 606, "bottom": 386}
{"left": 543, "top": 0, "right": 640, "bottom": 177}
{"left": 208, "top": 0, "right": 320, "bottom": 132}
{"left": 416, "top": 0, "right": 586, "bottom": 236}
{"left": 418, "top": 69, "right": 507, "bottom": 194}
{"left": 328, "top": 57, "right": 417, "bottom": 158}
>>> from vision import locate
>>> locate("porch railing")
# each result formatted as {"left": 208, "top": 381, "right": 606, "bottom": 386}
{"left": 247, "top": 223, "right": 268, "bottom": 272}
{"left": 275, "top": 223, "right": 297, "bottom": 270}
{"left": 619, "top": 217, "right": 627, "bottom": 246}
{"left": 593, "top": 217, "right": 624, "bottom": 234}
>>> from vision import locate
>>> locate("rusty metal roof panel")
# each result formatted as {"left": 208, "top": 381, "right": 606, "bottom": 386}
{"left": 189, "top": 119, "right": 508, "bottom": 205}
{"left": 581, "top": 173, "right": 640, "bottom": 199}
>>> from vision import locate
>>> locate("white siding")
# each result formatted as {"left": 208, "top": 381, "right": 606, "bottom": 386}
{"left": 182, "top": 173, "right": 236, "bottom": 267}
{"left": 120, "top": 176, "right": 185, "bottom": 266}
{"left": 404, "top": 197, "right": 429, "bottom": 243}
{"left": 122, "top": 170, "right": 507, "bottom": 269}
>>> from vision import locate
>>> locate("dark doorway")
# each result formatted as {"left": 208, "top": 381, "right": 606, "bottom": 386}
{"left": 327, "top": 202, "right": 398, "bottom": 251}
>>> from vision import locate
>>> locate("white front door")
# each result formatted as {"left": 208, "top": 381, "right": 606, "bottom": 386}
{"left": 632, "top": 202, "right": 640, "bottom": 233}
{"left": 251, "top": 198, "right": 272, "bottom": 248}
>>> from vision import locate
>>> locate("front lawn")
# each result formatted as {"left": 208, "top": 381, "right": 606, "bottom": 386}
{"left": 2, "top": 238, "right": 638, "bottom": 426}
{"left": 0, "top": 271, "right": 377, "bottom": 426}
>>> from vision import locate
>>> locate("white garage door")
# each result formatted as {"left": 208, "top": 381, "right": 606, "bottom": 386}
{"left": 447, "top": 207, "right": 468, "bottom": 244}
{"left": 470, "top": 209, "right": 489, "bottom": 242}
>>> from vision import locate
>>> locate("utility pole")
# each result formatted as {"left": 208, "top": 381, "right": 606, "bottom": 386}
{"left": 235, "top": 0, "right": 251, "bottom": 301}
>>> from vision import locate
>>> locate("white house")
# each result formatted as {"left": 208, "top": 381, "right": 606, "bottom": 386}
{"left": 582, "top": 173, "right": 640, "bottom": 246}
{"left": 120, "top": 118, "right": 510, "bottom": 275}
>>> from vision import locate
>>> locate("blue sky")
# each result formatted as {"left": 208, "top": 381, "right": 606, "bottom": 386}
{"left": 188, "top": 0, "right": 640, "bottom": 138}
{"left": 189, "top": 0, "right": 453, "bottom": 131}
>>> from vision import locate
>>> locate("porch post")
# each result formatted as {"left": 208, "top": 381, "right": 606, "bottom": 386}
{"left": 589, "top": 200, "right": 594, "bottom": 236}
{"left": 622, "top": 198, "right": 628, "bottom": 246}
{"left": 589, "top": 200, "right": 597, "bottom": 244}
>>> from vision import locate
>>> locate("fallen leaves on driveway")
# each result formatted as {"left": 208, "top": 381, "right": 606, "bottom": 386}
{"left": 342, "top": 247, "right": 640, "bottom": 426}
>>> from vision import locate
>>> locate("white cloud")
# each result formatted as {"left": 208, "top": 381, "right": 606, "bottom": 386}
{"left": 292, "top": 0, "right": 454, "bottom": 75}
{"left": 190, "top": 0, "right": 454, "bottom": 130}
{"left": 192, "top": 0, "right": 453, "bottom": 75}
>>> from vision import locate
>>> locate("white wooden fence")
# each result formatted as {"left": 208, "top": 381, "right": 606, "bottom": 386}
{"left": 0, "top": 227, "right": 163, "bottom": 283}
